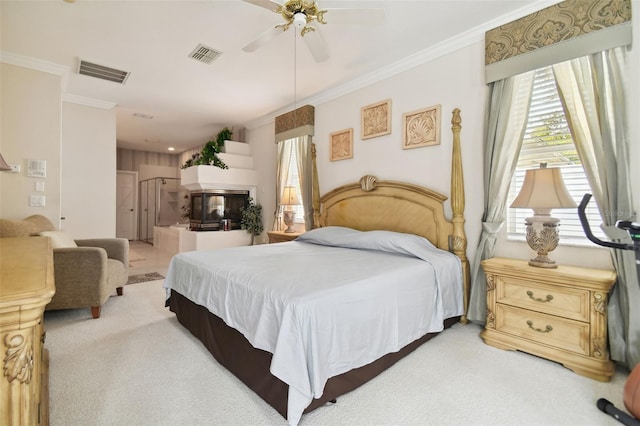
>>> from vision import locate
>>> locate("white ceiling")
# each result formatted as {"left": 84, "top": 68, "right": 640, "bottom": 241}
{"left": 1, "top": 0, "right": 552, "bottom": 154}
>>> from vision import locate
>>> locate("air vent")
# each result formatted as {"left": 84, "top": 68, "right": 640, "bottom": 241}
{"left": 133, "top": 113, "right": 154, "bottom": 120}
{"left": 77, "top": 60, "right": 130, "bottom": 84}
{"left": 189, "top": 44, "right": 222, "bottom": 64}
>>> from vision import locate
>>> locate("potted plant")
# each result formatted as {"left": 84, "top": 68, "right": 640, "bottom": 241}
{"left": 215, "top": 126, "right": 233, "bottom": 146}
{"left": 180, "top": 127, "right": 233, "bottom": 170}
{"left": 240, "top": 197, "right": 263, "bottom": 245}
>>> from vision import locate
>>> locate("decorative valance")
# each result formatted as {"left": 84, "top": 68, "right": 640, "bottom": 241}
{"left": 275, "top": 104, "right": 315, "bottom": 143}
{"left": 485, "top": 0, "right": 632, "bottom": 83}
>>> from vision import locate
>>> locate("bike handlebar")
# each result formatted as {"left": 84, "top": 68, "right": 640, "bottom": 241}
{"left": 578, "top": 194, "right": 635, "bottom": 251}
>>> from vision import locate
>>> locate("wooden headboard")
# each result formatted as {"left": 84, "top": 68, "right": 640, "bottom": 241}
{"left": 313, "top": 109, "right": 470, "bottom": 322}
{"left": 319, "top": 177, "right": 452, "bottom": 250}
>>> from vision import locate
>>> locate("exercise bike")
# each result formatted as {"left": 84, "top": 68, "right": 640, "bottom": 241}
{"left": 578, "top": 194, "right": 640, "bottom": 426}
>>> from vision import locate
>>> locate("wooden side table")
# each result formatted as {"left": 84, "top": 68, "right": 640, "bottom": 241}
{"left": 480, "top": 257, "right": 616, "bottom": 382}
{"left": 267, "top": 231, "right": 301, "bottom": 244}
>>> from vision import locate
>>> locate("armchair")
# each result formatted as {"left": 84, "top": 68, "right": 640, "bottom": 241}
{"left": 46, "top": 238, "right": 128, "bottom": 318}
{"left": 0, "top": 215, "right": 129, "bottom": 318}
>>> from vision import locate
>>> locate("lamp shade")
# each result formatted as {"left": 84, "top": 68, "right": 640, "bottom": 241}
{"left": 0, "top": 153, "right": 11, "bottom": 171}
{"left": 510, "top": 165, "right": 576, "bottom": 209}
{"left": 282, "top": 186, "right": 300, "bottom": 206}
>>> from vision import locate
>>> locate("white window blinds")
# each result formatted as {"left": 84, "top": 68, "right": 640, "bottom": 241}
{"left": 507, "top": 66, "right": 604, "bottom": 241}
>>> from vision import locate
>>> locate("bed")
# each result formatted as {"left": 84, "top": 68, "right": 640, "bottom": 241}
{"left": 164, "top": 108, "right": 470, "bottom": 425}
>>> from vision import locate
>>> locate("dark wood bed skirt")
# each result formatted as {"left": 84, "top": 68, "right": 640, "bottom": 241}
{"left": 169, "top": 289, "right": 459, "bottom": 419}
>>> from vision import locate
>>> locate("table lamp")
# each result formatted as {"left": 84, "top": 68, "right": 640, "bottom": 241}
{"left": 282, "top": 186, "right": 300, "bottom": 233}
{"left": 510, "top": 163, "right": 577, "bottom": 268}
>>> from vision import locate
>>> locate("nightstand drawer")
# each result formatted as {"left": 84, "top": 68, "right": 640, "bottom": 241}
{"left": 495, "top": 304, "right": 590, "bottom": 355}
{"left": 496, "top": 276, "right": 590, "bottom": 322}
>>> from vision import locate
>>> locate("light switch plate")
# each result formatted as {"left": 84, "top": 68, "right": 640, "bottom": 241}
{"left": 35, "top": 181, "right": 45, "bottom": 192}
{"left": 30, "top": 195, "right": 46, "bottom": 207}
{"left": 9, "top": 164, "right": 20, "bottom": 173}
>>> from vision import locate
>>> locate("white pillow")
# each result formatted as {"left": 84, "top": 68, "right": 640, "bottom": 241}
{"left": 39, "top": 230, "right": 78, "bottom": 249}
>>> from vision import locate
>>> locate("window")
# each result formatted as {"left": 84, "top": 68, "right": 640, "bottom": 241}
{"left": 507, "top": 66, "right": 604, "bottom": 242}
{"left": 284, "top": 141, "right": 305, "bottom": 223}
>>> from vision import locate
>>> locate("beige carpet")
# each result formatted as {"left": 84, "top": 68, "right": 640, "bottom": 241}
{"left": 44, "top": 279, "right": 629, "bottom": 426}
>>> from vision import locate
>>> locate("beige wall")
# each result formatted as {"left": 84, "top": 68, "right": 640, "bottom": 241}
{"left": 0, "top": 63, "right": 119, "bottom": 239}
{"left": 0, "top": 63, "right": 61, "bottom": 223}
{"left": 248, "top": 29, "right": 640, "bottom": 272}
{"left": 61, "top": 102, "right": 116, "bottom": 238}
{"left": 246, "top": 122, "right": 276, "bottom": 244}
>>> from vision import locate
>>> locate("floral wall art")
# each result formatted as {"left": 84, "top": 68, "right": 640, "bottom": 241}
{"left": 402, "top": 104, "right": 441, "bottom": 149}
{"left": 361, "top": 99, "right": 391, "bottom": 140}
{"left": 330, "top": 128, "right": 353, "bottom": 161}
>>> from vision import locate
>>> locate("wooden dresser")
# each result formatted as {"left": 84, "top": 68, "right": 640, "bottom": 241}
{"left": 480, "top": 257, "right": 616, "bottom": 382}
{"left": 1, "top": 237, "right": 55, "bottom": 425}
{"left": 267, "top": 231, "right": 301, "bottom": 243}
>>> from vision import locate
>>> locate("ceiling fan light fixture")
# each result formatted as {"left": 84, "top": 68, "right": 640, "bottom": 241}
{"left": 293, "top": 12, "right": 306, "bottom": 28}
{"left": 273, "top": 0, "right": 327, "bottom": 34}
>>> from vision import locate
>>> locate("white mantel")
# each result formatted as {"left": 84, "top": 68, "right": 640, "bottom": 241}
{"left": 180, "top": 165, "right": 258, "bottom": 192}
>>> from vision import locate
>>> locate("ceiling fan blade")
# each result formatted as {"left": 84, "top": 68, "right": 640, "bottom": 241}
{"left": 302, "top": 27, "right": 329, "bottom": 63}
{"left": 324, "top": 8, "right": 385, "bottom": 26}
{"left": 242, "top": 26, "right": 285, "bottom": 53}
{"left": 241, "top": 0, "right": 282, "bottom": 12}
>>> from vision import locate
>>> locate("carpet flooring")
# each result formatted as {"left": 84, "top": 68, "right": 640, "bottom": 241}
{"left": 126, "top": 272, "right": 165, "bottom": 284}
{"left": 43, "top": 279, "right": 630, "bottom": 425}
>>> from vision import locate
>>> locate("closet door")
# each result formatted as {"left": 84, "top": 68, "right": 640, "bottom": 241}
{"left": 116, "top": 171, "right": 137, "bottom": 240}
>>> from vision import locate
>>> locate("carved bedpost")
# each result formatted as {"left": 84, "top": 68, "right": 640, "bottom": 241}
{"left": 311, "top": 143, "right": 321, "bottom": 229}
{"left": 450, "top": 108, "right": 470, "bottom": 324}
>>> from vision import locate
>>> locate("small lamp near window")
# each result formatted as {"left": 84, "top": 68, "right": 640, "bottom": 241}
{"left": 510, "top": 163, "right": 577, "bottom": 268}
{"left": 0, "top": 153, "right": 11, "bottom": 171}
{"left": 281, "top": 186, "right": 301, "bottom": 233}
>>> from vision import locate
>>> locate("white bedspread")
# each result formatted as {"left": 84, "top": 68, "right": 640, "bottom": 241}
{"left": 164, "top": 227, "right": 463, "bottom": 425}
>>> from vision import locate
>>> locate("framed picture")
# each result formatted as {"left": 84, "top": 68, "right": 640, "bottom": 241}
{"left": 402, "top": 104, "right": 441, "bottom": 150}
{"left": 361, "top": 99, "right": 391, "bottom": 140}
{"left": 330, "top": 128, "right": 353, "bottom": 161}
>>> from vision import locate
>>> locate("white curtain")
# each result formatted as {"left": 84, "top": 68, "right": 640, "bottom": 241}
{"left": 295, "top": 135, "right": 314, "bottom": 230}
{"left": 273, "top": 139, "right": 293, "bottom": 231}
{"left": 467, "top": 72, "right": 534, "bottom": 323}
{"left": 552, "top": 47, "right": 639, "bottom": 369}
{"left": 274, "top": 136, "right": 313, "bottom": 231}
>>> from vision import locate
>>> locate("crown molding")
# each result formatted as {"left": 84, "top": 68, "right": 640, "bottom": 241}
{"left": 62, "top": 93, "right": 117, "bottom": 110}
{"left": 244, "top": 0, "right": 560, "bottom": 130}
{"left": 1, "top": 50, "right": 116, "bottom": 109}
{"left": 0, "top": 50, "right": 69, "bottom": 76}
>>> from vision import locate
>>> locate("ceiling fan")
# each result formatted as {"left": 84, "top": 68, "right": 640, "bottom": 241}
{"left": 241, "top": 0, "right": 384, "bottom": 63}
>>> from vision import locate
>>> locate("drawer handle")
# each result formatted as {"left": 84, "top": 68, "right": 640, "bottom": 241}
{"left": 527, "top": 320, "right": 553, "bottom": 333}
{"left": 527, "top": 290, "right": 553, "bottom": 303}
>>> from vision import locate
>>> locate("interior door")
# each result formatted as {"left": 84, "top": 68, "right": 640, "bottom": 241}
{"left": 116, "top": 171, "right": 137, "bottom": 240}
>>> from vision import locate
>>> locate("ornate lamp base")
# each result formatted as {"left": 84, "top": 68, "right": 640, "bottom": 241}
{"left": 283, "top": 210, "right": 296, "bottom": 233}
{"left": 525, "top": 215, "right": 560, "bottom": 268}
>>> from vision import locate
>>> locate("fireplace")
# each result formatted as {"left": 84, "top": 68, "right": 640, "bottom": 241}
{"left": 190, "top": 190, "right": 249, "bottom": 231}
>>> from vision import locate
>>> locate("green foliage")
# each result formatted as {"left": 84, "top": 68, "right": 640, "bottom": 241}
{"left": 200, "top": 139, "right": 228, "bottom": 169}
{"left": 180, "top": 127, "right": 233, "bottom": 170}
{"left": 240, "top": 197, "right": 263, "bottom": 245}
{"left": 216, "top": 126, "right": 233, "bottom": 146}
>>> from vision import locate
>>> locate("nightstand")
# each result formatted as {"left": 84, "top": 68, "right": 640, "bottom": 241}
{"left": 480, "top": 257, "right": 616, "bottom": 382}
{"left": 267, "top": 231, "right": 301, "bottom": 243}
